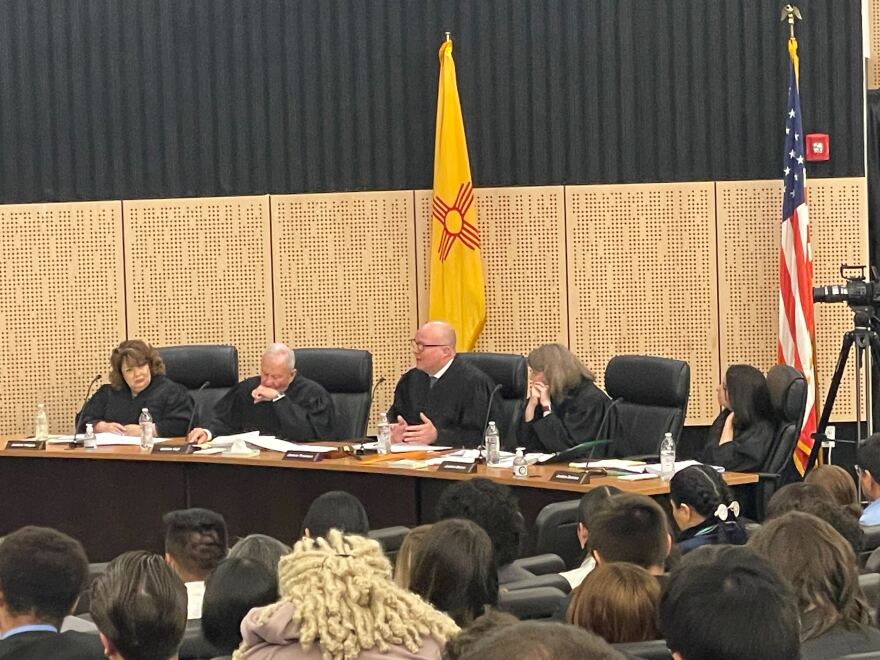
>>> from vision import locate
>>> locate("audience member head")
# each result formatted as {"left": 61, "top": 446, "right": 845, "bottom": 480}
{"left": 588, "top": 494, "right": 670, "bottom": 574}
{"left": 109, "top": 339, "right": 165, "bottom": 393}
{"left": 661, "top": 545, "right": 799, "bottom": 660}
{"left": 805, "top": 464, "right": 861, "bottom": 518}
{"left": 722, "top": 364, "right": 774, "bottom": 427}
{"left": 300, "top": 490, "right": 369, "bottom": 540}
{"left": 750, "top": 510, "right": 869, "bottom": 641}
{"left": 566, "top": 562, "right": 660, "bottom": 644}
{"left": 201, "top": 557, "right": 278, "bottom": 654}
{"left": 90, "top": 550, "right": 187, "bottom": 660}
{"left": 576, "top": 485, "right": 622, "bottom": 549}
{"left": 766, "top": 482, "right": 863, "bottom": 554}
{"left": 0, "top": 526, "right": 88, "bottom": 630}
{"left": 858, "top": 432, "right": 880, "bottom": 501}
{"left": 436, "top": 478, "right": 524, "bottom": 567}
{"left": 409, "top": 519, "right": 498, "bottom": 627}
{"left": 413, "top": 321, "right": 457, "bottom": 373}
{"left": 234, "top": 530, "right": 458, "bottom": 659}
{"left": 441, "top": 610, "right": 519, "bottom": 660}
{"left": 162, "top": 508, "right": 227, "bottom": 582}
{"left": 669, "top": 464, "right": 744, "bottom": 543}
{"left": 227, "top": 533, "right": 290, "bottom": 573}
{"left": 260, "top": 343, "right": 297, "bottom": 392}
{"left": 527, "top": 344, "right": 596, "bottom": 399}
{"left": 458, "top": 621, "right": 625, "bottom": 660}
{"left": 394, "top": 524, "right": 433, "bottom": 590}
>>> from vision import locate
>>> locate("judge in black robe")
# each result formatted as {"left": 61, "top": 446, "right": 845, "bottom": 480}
{"left": 520, "top": 377, "right": 610, "bottom": 453}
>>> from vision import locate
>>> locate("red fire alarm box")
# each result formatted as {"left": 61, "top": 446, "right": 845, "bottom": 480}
{"left": 805, "top": 133, "right": 829, "bottom": 162}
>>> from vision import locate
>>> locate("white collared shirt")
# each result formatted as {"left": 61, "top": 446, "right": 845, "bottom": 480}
{"left": 431, "top": 357, "right": 454, "bottom": 381}
{"left": 185, "top": 580, "right": 206, "bottom": 620}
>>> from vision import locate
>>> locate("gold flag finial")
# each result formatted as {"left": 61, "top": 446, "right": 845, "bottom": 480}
{"left": 780, "top": 4, "right": 802, "bottom": 38}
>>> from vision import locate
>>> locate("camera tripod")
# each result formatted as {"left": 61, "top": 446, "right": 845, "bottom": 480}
{"left": 810, "top": 308, "right": 880, "bottom": 478}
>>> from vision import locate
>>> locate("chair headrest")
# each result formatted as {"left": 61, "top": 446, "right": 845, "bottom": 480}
{"left": 604, "top": 355, "right": 690, "bottom": 407}
{"left": 158, "top": 345, "right": 238, "bottom": 389}
{"left": 293, "top": 348, "right": 372, "bottom": 393}
{"left": 455, "top": 352, "right": 527, "bottom": 398}
{"left": 766, "top": 364, "right": 806, "bottom": 423}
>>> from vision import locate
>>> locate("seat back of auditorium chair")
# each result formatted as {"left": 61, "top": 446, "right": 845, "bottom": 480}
{"left": 456, "top": 352, "right": 527, "bottom": 445}
{"left": 497, "top": 586, "right": 568, "bottom": 620}
{"left": 859, "top": 572, "right": 880, "bottom": 613}
{"left": 603, "top": 355, "right": 690, "bottom": 458}
{"left": 367, "top": 525, "right": 410, "bottom": 566}
{"left": 613, "top": 640, "right": 673, "bottom": 659}
{"left": 533, "top": 500, "right": 583, "bottom": 571}
{"left": 158, "top": 345, "right": 239, "bottom": 428}
{"left": 293, "top": 348, "right": 373, "bottom": 439}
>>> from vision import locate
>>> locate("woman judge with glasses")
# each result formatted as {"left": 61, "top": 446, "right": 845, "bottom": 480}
{"left": 701, "top": 364, "right": 776, "bottom": 472}
{"left": 518, "top": 344, "right": 610, "bottom": 453}
{"left": 79, "top": 339, "right": 194, "bottom": 437}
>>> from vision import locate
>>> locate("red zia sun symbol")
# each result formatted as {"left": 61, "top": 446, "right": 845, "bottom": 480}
{"left": 432, "top": 182, "right": 480, "bottom": 262}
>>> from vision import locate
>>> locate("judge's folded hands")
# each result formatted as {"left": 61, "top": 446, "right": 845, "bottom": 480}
{"left": 391, "top": 412, "right": 438, "bottom": 444}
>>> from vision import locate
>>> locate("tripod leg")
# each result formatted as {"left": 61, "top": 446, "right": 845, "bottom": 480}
{"left": 816, "top": 332, "right": 855, "bottom": 433}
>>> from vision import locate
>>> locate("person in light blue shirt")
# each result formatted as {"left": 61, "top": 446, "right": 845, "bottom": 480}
{"left": 857, "top": 433, "right": 880, "bottom": 526}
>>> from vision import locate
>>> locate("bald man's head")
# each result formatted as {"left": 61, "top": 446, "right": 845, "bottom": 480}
{"left": 412, "top": 321, "right": 457, "bottom": 375}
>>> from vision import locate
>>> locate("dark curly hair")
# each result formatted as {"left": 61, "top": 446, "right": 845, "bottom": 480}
{"left": 109, "top": 339, "right": 165, "bottom": 390}
{"left": 436, "top": 478, "right": 524, "bottom": 567}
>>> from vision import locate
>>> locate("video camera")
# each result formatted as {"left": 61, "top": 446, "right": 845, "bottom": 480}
{"left": 813, "top": 265, "right": 880, "bottom": 309}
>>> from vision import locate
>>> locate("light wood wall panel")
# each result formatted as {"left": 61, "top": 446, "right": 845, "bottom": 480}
{"left": 565, "top": 183, "right": 719, "bottom": 425}
{"left": 123, "top": 197, "right": 272, "bottom": 376}
{"left": 717, "top": 177, "right": 868, "bottom": 422}
{"left": 415, "top": 186, "right": 569, "bottom": 353}
{"left": 271, "top": 192, "right": 417, "bottom": 419}
{"left": 870, "top": 0, "right": 880, "bottom": 88}
{"left": 0, "top": 202, "right": 124, "bottom": 434}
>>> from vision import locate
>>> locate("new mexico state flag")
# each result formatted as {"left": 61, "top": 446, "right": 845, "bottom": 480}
{"left": 429, "top": 37, "right": 486, "bottom": 352}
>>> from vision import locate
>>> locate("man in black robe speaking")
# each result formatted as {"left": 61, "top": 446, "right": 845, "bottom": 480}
{"left": 388, "top": 321, "right": 496, "bottom": 448}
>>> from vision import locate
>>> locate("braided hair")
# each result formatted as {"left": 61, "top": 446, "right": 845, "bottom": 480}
{"left": 669, "top": 465, "right": 743, "bottom": 543}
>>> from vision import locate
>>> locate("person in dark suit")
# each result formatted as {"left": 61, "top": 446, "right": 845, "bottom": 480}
{"left": 188, "top": 342, "right": 335, "bottom": 443}
{"left": 90, "top": 551, "right": 187, "bottom": 660}
{"left": 0, "top": 526, "right": 103, "bottom": 659}
{"left": 701, "top": 364, "right": 776, "bottom": 472}
{"left": 79, "top": 339, "right": 194, "bottom": 437}
{"left": 388, "top": 321, "right": 496, "bottom": 448}
{"left": 519, "top": 343, "right": 610, "bottom": 453}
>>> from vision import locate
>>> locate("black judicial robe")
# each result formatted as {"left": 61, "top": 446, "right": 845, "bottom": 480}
{"left": 205, "top": 375, "right": 335, "bottom": 442}
{"left": 387, "top": 357, "right": 496, "bottom": 448}
{"left": 701, "top": 409, "right": 776, "bottom": 472}
{"left": 519, "top": 377, "right": 610, "bottom": 453}
{"left": 79, "top": 375, "right": 194, "bottom": 437}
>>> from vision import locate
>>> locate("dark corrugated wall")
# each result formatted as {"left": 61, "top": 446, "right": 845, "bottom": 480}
{"left": 0, "top": 0, "right": 864, "bottom": 203}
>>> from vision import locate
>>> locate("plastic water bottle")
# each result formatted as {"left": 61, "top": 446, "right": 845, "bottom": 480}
{"left": 34, "top": 403, "right": 48, "bottom": 441}
{"left": 485, "top": 421, "right": 501, "bottom": 466}
{"left": 512, "top": 447, "right": 529, "bottom": 479}
{"left": 376, "top": 413, "right": 392, "bottom": 455}
{"left": 660, "top": 432, "right": 676, "bottom": 482}
{"left": 139, "top": 408, "right": 154, "bottom": 450}
{"left": 84, "top": 423, "right": 97, "bottom": 450}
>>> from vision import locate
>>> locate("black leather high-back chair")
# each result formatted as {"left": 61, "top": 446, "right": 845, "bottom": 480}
{"left": 157, "top": 345, "right": 239, "bottom": 426}
{"left": 754, "top": 364, "right": 807, "bottom": 515}
{"left": 456, "top": 351, "right": 527, "bottom": 445}
{"left": 293, "top": 348, "right": 373, "bottom": 439}
{"left": 533, "top": 499, "right": 583, "bottom": 570}
{"left": 602, "top": 355, "right": 690, "bottom": 458}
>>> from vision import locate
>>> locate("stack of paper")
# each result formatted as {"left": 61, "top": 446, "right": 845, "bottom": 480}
{"left": 568, "top": 459, "right": 647, "bottom": 474}
{"left": 643, "top": 460, "right": 725, "bottom": 476}
{"left": 46, "top": 434, "right": 170, "bottom": 447}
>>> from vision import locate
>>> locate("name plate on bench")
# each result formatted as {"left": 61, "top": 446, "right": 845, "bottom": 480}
{"left": 550, "top": 470, "right": 590, "bottom": 485}
{"left": 5, "top": 440, "right": 45, "bottom": 450}
{"left": 284, "top": 450, "right": 323, "bottom": 462}
{"left": 152, "top": 443, "right": 196, "bottom": 455}
{"left": 437, "top": 461, "right": 477, "bottom": 474}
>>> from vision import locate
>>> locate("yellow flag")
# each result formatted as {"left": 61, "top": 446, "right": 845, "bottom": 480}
{"left": 429, "top": 37, "right": 486, "bottom": 351}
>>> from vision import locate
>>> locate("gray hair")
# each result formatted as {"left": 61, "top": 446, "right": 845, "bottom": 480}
{"left": 228, "top": 534, "right": 290, "bottom": 573}
{"left": 263, "top": 343, "right": 296, "bottom": 370}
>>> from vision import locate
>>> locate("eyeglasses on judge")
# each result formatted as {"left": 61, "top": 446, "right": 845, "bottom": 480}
{"left": 410, "top": 339, "right": 447, "bottom": 352}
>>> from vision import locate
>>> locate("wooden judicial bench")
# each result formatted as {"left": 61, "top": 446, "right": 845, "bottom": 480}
{"left": 0, "top": 439, "right": 759, "bottom": 562}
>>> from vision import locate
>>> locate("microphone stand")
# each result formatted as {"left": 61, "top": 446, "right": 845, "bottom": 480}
{"left": 475, "top": 384, "right": 503, "bottom": 465}
{"left": 70, "top": 375, "right": 101, "bottom": 448}
{"left": 186, "top": 381, "right": 211, "bottom": 436}
{"left": 359, "top": 376, "right": 386, "bottom": 452}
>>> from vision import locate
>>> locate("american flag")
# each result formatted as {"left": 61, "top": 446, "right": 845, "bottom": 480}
{"left": 778, "top": 36, "right": 816, "bottom": 476}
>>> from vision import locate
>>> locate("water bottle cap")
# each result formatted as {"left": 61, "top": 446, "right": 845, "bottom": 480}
{"left": 378, "top": 412, "right": 387, "bottom": 423}
{"left": 86, "top": 423, "right": 93, "bottom": 432}
{"left": 515, "top": 447, "right": 525, "bottom": 454}
{"left": 141, "top": 408, "right": 148, "bottom": 412}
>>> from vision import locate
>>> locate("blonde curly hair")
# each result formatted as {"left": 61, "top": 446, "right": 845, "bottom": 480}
{"left": 233, "top": 530, "right": 459, "bottom": 660}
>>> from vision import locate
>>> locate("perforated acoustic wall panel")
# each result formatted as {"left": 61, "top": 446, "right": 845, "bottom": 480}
{"left": 565, "top": 183, "right": 719, "bottom": 425}
{"left": 717, "top": 178, "right": 868, "bottom": 422}
{"left": 870, "top": 0, "right": 880, "bottom": 89}
{"left": 123, "top": 197, "right": 272, "bottom": 376}
{"left": 271, "top": 192, "right": 417, "bottom": 419}
{"left": 415, "top": 187, "right": 569, "bottom": 352}
{"left": 0, "top": 202, "right": 124, "bottom": 434}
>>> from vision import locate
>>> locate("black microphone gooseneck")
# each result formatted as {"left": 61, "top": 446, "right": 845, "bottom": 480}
{"left": 186, "top": 381, "right": 211, "bottom": 435}
{"left": 476, "top": 384, "right": 503, "bottom": 463}
{"left": 70, "top": 374, "right": 101, "bottom": 448}
{"left": 589, "top": 396, "right": 622, "bottom": 461}
{"left": 359, "top": 377, "right": 386, "bottom": 448}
